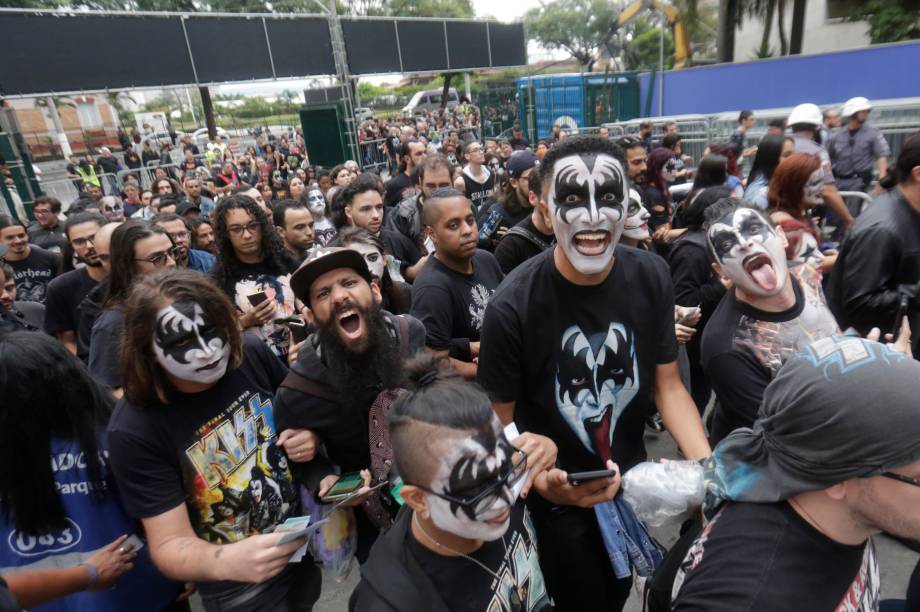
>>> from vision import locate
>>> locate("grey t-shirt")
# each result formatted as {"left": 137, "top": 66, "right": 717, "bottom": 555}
{"left": 89, "top": 307, "right": 124, "bottom": 388}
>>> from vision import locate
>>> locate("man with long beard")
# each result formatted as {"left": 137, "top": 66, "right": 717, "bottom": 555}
{"left": 273, "top": 246, "right": 427, "bottom": 558}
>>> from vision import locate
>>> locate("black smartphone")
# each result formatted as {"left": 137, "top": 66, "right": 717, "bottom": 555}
{"left": 247, "top": 290, "right": 268, "bottom": 307}
{"left": 287, "top": 320, "right": 308, "bottom": 344}
{"left": 893, "top": 294, "right": 909, "bottom": 341}
{"left": 567, "top": 468, "right": 618, "bottom": 485}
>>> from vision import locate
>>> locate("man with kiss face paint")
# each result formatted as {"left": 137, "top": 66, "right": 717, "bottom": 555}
{"left": 305, "top": 187, "right": 337, "bottom": 247}
{"left": 353, "top": 356, "right": 573, "bottom": 612}
{"left": 107, "top": 269, "right": 321, "bottom": 611}
{"left": 478, "top": 137, "right": 710, "bottom": 611}
{"left": 701, "top": 198, "right": 838, "bottom": 446}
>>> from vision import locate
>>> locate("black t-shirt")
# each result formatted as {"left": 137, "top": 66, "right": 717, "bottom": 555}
{"left": 508, "top": 137, "right": 530, "bottom": 151}
{"left": 380, "top": 228, "right": 421, "bottom": 267}
{"left": 89, "top": 307, "right": 126, "bottom": 389}
{"left": 384, "top": 172, "right": 415, "bottom": 208}
{"left": 701, "top": 265, "right": 838, "bottom": 446}
{"left": 478, "top": 246, "right": 678, "bottom": 474}
{"left": 673, "top": 501, "right": 878, "bottom": 611}
{"left": 407, "top": 504, "right": 551, "bottom": 612}
{"left": 460, "top": 167, "right": 497, "bottom": 214}
{"left": 3, "top": 246, "right": 60, "bottom": 304}
{"left": 43, "top": 267, "right": 99, "bottom": 341}
{"left": 493, "top": 215, "right": 554, "bottom": 275}
{"left": 107, "top": 335, "right": 296, "bottom": 600}
{"left": 410, "top": 250, "right": 504, "bottom": 355}
{"left": 26, "top": 223, "right": 68, "bottom": 253}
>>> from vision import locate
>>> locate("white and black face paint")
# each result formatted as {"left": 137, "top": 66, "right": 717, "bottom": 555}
{"left": 707, "top": 208, "right": 788, "bottom": 298}
{"left": 349, "top": 242, "right": 385, "bottom": 279}
{"left": 661, "top": 157, "right": 684, "bottom": 183}
{"left": 152, "top": 300, "right": 230, "bottom": 384}
{"left": 306, "top": 189, "right": 326, "bottom": 217}
{"left": 548, "top": 153, "right": 628, "bottom": 275}
{"left": 426, "top": 417, "right": 518, "bottom": 542}
{"left": 803, "top": 168, "right": 825, "bottom": 207}
{"left": 623, "top": 188, "right": 650, "bottom": 241}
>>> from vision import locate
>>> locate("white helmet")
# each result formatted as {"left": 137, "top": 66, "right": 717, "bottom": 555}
{"left": 842, "top": 96, "right": 872, "bottom": 118}
{"left": 787, "top": 103, "right": 823, "bottom": 127}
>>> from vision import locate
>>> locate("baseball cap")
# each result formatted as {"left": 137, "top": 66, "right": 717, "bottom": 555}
{"left": 290, "top": 246, "right": 373, "bottom": 303}
{"left": 506, "top": 150, "right": 539, "bottom": 179}
{"left": 176, "top": 201, "right": 200, "bottom": 216}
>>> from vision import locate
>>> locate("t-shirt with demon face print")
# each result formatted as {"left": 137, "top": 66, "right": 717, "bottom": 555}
{"left": 478, "top": 246, "right": 678, "bottom": 474}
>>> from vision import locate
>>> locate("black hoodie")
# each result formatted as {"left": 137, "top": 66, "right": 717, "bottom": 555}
{"left": 349, "top": 506, "right": 452, "bottom": 612}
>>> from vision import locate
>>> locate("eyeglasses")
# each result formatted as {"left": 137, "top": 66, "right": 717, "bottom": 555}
{"left": 135, "top": 246, "right": 179, "bottom": 267}
{"left": 166, "top": 230, "right": 191, "bottom": 242}
{"left": 882, "top": 472, "right": 920, "bottom": 489}
{"left": 227, "top": 222, "right": 261, "bottom": 236}
{"left": 33, "top": 208, "right": 53, "bottom": 216}
{"left": 412, "top": 447, "right": 528, "bottom": 519}
{"left": 71, "top": 235, "right": 96, "bottom": 248}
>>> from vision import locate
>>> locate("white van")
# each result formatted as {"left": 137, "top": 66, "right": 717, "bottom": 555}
{"left": 400, "top": 88, "right": 460, "bottom": 117}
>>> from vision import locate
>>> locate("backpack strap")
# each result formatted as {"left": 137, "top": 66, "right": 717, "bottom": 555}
{"left": 278, "top": 369, "right": 337, "bottom": 402}
{"left": 505, "top": 225, "right": 554, "bottom": 251}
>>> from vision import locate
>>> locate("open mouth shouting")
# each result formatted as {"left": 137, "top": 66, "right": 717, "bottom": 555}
{"left": 743, "top": 252, "right": 778, "bottom": 292}
{"left": 335, "top": 305, "right": 365, "bottom": 342}
{"left": 573, "top": 230, "right": 611, "bottom": 256}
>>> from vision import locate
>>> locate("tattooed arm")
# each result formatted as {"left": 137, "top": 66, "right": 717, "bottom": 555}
{"left": 142, "top": 503, "right": 306, "bottom": 584}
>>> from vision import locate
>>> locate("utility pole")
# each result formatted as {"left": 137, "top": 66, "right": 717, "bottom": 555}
{"left": 658, "top": 10, "right": 664, "bottom": 117}
{"left": 44, "top": 96, "right": 72, "bottom": 158}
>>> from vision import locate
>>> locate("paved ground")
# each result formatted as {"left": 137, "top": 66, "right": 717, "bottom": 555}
{"left": 282, "top": 428, "right": 918, "bottom": 611}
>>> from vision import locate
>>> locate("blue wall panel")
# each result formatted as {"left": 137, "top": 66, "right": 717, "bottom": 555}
{"left": 637, "top": 41, "right": 920, "bottom": 117}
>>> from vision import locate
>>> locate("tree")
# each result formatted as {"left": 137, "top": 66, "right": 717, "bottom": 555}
{"left": 380, "top": 0, "right": 473, "bottom": 18}
{"left": 525, "top": 0, "right": 619, "bottom": 72}
{"left": 849, "top": 0, "right": 920, "bottom": 44}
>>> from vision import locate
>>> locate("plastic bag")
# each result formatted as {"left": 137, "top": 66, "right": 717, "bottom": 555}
{"left": 621, "top": 460, "right": 705, "bottom": 527}
{"left": 300, "top": 486, "right": 357, "bottom": 583}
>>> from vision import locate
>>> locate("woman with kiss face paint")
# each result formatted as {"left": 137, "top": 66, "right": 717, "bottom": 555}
{"left": 107, "top": 268, "right": 321, "bottom": 611}
{"left": 353, "top": 355, "right": 569, "bottom": 612}
{"left": 338, "top": 226, "right": 412, "bottom": 315}
{"left": 768, "top": 153, "right": 832, "bottom": 272}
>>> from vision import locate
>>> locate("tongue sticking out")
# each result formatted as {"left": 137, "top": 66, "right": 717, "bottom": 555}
{"left": 750, "top": 261, "right": 777, "bottom": 291}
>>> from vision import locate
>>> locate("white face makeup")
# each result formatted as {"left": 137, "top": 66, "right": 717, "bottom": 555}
{"left": 152, "top": 301, "right": 230, "bottom": 384}
{"left": 623, "top": 188, "right": 650, "bottom": 241}
{"left": 426, "top": 418, "right": 519, "bottom": 542}
{"left": 803, "top": 168, "right": 825, "bottom": 207}
{"left": 661, "top": 157, "right": 684, "bottom": 183}
{"left": 707, "top": 207, "right": 789, "bottom": 298}
{"left": 348, "top": 242, "right": 385, "bottom": 280}
{"left": 306, "top": 189, "right": 326, "bottom": 217}
{"left": 547, "top": 153, "right": 628, "bottom": 275}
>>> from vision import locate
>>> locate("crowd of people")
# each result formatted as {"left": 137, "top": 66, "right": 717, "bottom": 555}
{"left": 1, "top": 93, "right": 919, "bottom": 612}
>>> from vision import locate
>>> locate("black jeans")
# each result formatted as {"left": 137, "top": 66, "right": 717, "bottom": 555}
{"left": 531, "top": 504, "right": 632, "bottom": 611}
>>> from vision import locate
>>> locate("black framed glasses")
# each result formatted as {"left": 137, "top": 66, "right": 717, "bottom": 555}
{"left": 135, "top": 246, "right": 180, "bottom": 267}
{"left": 414, "top": 447, "right": 527, "bottom": 519}
{"left": 227, "top": 222, "right": 261, "bottom": 236}
{"left": 882, "top": 472, "right": 920, "bottom": 489}
{"left": 71, "top": 235, "right": 97, "bottom": 248}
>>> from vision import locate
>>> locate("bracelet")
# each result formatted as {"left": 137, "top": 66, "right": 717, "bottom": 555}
{"left": 79, "top": 562, "right": 98, "bottom": 589}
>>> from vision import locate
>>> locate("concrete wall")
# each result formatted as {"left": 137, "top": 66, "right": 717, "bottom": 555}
{"left": 734, "top": 0, "right": 870, "bottom": 61}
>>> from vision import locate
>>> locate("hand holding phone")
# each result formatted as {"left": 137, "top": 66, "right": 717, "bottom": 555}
{"left": 567, "top": 468, "right": 619, "bottom": 485}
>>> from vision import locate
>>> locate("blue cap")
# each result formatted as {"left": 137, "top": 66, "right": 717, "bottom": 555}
{"left": 507, "top": 150, "right": 539, "bottom": 179}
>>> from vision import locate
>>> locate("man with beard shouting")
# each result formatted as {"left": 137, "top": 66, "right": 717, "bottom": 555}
{"left": 478, "top": 136, "right": 710, "bottom": 611}
{"left": 700, "top": 198, "right": 839, "bottom": 446}
{"left": 273, "top": 246, "right": 427, "bottom": 559}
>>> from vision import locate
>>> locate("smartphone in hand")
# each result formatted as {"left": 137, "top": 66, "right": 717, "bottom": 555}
{"left": 321, "top": 472, "right": 365, "bottom": 502}
{"left": 567, "top": 468, "right": 618, "bottom": 486}
{"left": 248, "top": 290, "right": 269, "bottom": 307}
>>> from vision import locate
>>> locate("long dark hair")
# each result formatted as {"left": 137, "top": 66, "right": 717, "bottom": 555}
{"left": 338, "top": 226, "right": 411, "bottom": 315}
{"left": 121, "top": 268, "right": 244, "bottom": 407}
{"left": 644, "top": 147, "right": 676, "bottom": 205}
{"left": 103, "top": 220, "right": 172, "bottom": 310}
{"left": 747, "top": 134, "right": 789, "bottom": 185}
{"left": 213, "top": 195, "right": 290, "bottom": 295}
{"left": 0, "top": 331, "right": 113, "bottom": 534}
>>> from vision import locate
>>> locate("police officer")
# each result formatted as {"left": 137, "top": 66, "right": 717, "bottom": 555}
{"left": 828, "top": 96, "right": 891, "bottom": 218}
{"left": 787, "top": 103, "right": 854, "bottom": 235}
